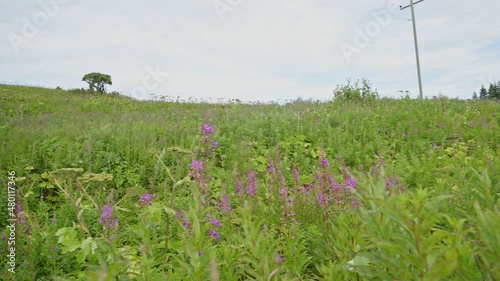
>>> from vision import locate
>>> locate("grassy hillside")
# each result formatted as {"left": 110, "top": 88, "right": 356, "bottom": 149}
{"left": 0, "top": 84, "right": 499, "bottom": 280}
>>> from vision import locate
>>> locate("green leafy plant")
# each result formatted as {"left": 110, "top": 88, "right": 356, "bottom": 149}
{"left": 333, "top": 78, "right": 379, "bottom": 103}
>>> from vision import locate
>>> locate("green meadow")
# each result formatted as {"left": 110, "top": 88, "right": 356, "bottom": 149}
{"left": 0, "top": 84, "right": 499, "bottom": 280}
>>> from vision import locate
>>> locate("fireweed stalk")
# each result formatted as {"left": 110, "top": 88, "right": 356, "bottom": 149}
{"left": 207, "top": 214, "right": 221, "bottom": 242}
{"left": 316, "top": 152, "right": 332, "bottom": 222}
{"left": 99, "top": 204, "right": 119, "bottom": 244}
{"left": 336, "top": 158, "right": 363, "bottom": 208}
{"left": 266, "top": 160, "right": 277, "bottom": 200}
{"left": 278, "top": 188, "right": 296, "bottom": 233}
{"left": 138, "top": 193, "right": 156, "bottom": 257}
{"left": 246, "top": 170, "right": 257, "bottom": 197}
{"left": 182, "top": 124, "right": 225, "bottom": 249}
{"left": 189, "top": 124, "right": 219, "bottom": 205}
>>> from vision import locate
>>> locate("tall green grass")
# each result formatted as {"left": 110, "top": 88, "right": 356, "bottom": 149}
{"left": 0, "top": 84, "right": 499, "bottom": 280}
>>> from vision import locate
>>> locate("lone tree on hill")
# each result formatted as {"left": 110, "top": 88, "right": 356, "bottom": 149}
{"left": 82, "top": 72, "right": 112, "bottom": 93}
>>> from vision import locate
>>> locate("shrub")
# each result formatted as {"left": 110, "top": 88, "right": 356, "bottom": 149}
{"left": 333, "top": 78, "right": 379, "bottom": 102}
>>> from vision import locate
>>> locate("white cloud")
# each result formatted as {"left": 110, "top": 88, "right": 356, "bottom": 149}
{"left": 1, "top": 0, "right": 499, "bottom": 101}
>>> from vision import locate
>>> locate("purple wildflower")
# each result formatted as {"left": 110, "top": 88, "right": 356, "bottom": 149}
{"left": 275, "top": 253, "right": 284, "bottom": 263}
{"left": 278, "top": 188, "right": 287, "bottom": 195}
{"left": 16, "top": 204, "right": 27, "bottom": 225}
{"left": 99, "top": 205, "right": 118, "bottom": 228}
{"left": 317, "top": 192, "right": 327, "bottom": 207}
{"left": 208, "top": 230, "right": 220, "bottom": 242}
{"left": 140, "top": 193, "right": 156, "bottom": 207}
{"left": 302, "top": 183, "right": 314, "bottom": 195}
{"left": 267, "top": 161, "right": 276, "bottom": 174}
{"left": 19, "top": 212, "right": 27, "bottom": 225}
{"left": 236, "top": 181, "right": 243, "bottom": 196}
{"left": 386, "top": 178, "right": 395, "bottom": 189}
{"left": 198, "top": 250, "right": 203, "bottom": 256}
{"left": 213, "top": 141, "right": 219, "bottom": 148}
{"left": 246, "top": 171, "right": 257, "bottom": 196}
{"left": 202, "top": 124, "right": 214, "bottom": 135}
{"left": 189, "top": 159, "right": 203, "bottom": 171}
{"left": 176, "top": 211, "right": 191, "bottom": 229}
{"left": 292, "top": 166, "right": 300, "bottom": 186}
{"left": 345, "top": 177, "right": 356, "bottom": 188}
{"left": 386, "top": 177, "right": 406, "bottom": 192}
{"left": 210, "top": 217, "right": 221, "bottom": 228}
{"left": 217, "top": 195, "right": 232, "bottom": 212}
{"left": 319, "top": 157, "right": 329, "bottom": 168}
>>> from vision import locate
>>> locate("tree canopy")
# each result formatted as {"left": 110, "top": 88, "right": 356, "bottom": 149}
{"left": 474, "top": 81, "right": 500, "bottom": 100}
{"left": 82, "top": 72, "right": 112, "bottom": 93}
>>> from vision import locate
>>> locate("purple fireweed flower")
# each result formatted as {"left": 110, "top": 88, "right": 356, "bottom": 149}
{"left": 267, "top": 161, "right": 276, "bottom": 174}
{"left": 292, "top": 166, "right": 300, "bottom": 186}
{"left": 319, "top": 157, "right": 329, "bottom": 168}
{"left": 208, "top": 230, "right": 220, "bottom": 242}
{"left": 202, "top": 124, "right": 214, "bottom": 135}
{"left": 345, "top": 177, "right": 356, "bottom": 188}
{"left": 15, "top": 204, "right": 27, "bottom": 225}
{"left": 213, "top": 141, "right": 219, "bottom": 148}
{"left": 302, "top": 187, "right": 308, "bottom": 195}
{"left": 210, "top": 217, "right": 221, "bottom": 228}
{"left": 99, "top": 205, "right": 118, "bottom": 228}
{"left": 140, "top": 193, "right": 156, "bottom": 207}
{"left": 386, "top": 179, "right": 395, "bottom": 189}
{"left": 18, "top": 212, "right": 27, "bottom": 225}
{"left": 275, "top": 253, "right": 284, "bottom": 263}
{"left": 317, "top": 192, "right": 328, "bottom": 207}
{"left": 198, "top": 250, "right": 203, "bottom": 257}
{"left": 386, "top": 177, "right": 406, "bottom": 192}
{"left": 236, "top": 181, "right": 243, "bottom": 196}
{"left": 217, "top": 195, "right": 232, "bottom": 212}
{"left": 176, "top": 211, "right": 191, "bottom": 230}
{"left": 189, "top": 159, "right": 203, "bottom": 171}
{"left": 246, "top": 171, "right": 257, "bottom": 196}
{"left": 329, "top": 180, "right": 342, "bottom": 192}
{"left": 175, "top": 211, "right": 184, "bottom": 219}
{"left": 351, "top": 200, "right": 361, "bottom": 208}
{"left": 278, "top": 188, "right": 287, "bottom": 195}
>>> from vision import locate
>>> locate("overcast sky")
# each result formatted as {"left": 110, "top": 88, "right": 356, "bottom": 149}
{"left": 1, "top": 0, "right": 499, "bottom": 102}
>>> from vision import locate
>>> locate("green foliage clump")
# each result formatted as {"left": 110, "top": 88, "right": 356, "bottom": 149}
{"left": 333, "top": 78, "right": 379, "bottom": 102}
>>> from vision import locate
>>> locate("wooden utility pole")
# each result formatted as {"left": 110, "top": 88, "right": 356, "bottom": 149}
{"left": 401, "top": 0, "right": 425, "bottom": 99}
